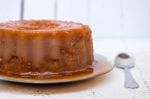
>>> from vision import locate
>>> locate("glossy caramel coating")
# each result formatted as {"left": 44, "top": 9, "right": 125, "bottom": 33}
{"left": 0, "top": 20, "right": 94, "bottom": 76}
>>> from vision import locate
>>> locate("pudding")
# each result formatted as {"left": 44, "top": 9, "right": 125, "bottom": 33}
{"left": 0, "top": 20, "right": 94, "bottom": 78}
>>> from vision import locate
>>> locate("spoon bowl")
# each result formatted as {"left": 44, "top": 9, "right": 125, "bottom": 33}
{"left": 115, "top": 54, "right": 134, "bottom": 69}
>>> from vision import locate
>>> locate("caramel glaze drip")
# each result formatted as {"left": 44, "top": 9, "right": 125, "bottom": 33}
{"left": 0, "top": 20, "right": 94, "bottom": 78}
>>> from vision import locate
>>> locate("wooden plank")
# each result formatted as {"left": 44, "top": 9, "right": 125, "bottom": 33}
{"left": 57, "top": 0, "right": 89, "bottom": 24}
{"left": 122, "top": 0, "right": 150, "bottom": 38}
{"left": 91, "top": 0, "right": 150, "bottom": 39}
{"left": 0, "top": 0, "right": 20, "bottom": 22}
{"left": 24, "top": 0, "right": 55, "bottom": 19}
{"left": 90, "top": 0, "right": 121, "bottom": 39}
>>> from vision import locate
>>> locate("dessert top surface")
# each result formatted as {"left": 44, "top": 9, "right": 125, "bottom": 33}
{"left": 0, "top": 20, "right": 84, "bottom": 33}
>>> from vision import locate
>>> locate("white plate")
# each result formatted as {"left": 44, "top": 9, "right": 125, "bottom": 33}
{"left": 0, "top": 54, "right": 114, "bottom": 84}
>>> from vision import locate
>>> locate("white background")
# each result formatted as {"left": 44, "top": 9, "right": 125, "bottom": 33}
{"left": 0, "top": 0, "right": 150, "bottom": 39}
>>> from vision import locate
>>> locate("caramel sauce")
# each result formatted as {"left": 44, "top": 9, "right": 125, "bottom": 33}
{"left": 0, "top": 66, "right": 94, "bottom": 80}
{"left": 0, "top": 59, "right": 104, "bottom": 81}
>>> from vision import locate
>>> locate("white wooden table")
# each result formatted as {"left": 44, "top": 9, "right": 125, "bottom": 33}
{"left": 0, "top": 39, "right": 150, "bottom": 99}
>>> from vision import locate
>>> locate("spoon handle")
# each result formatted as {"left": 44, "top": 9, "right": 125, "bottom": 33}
{"left": 124, "top": 67, "right": 139, "bottom": 89}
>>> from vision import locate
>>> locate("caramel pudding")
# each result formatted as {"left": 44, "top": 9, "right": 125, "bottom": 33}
{"left": 0, "top": 20, "right": 94, "bottom": 78}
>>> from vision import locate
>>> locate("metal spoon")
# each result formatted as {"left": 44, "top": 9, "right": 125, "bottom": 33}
{"left": 115, "top": 53, "right": 139, "bottom": 89}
